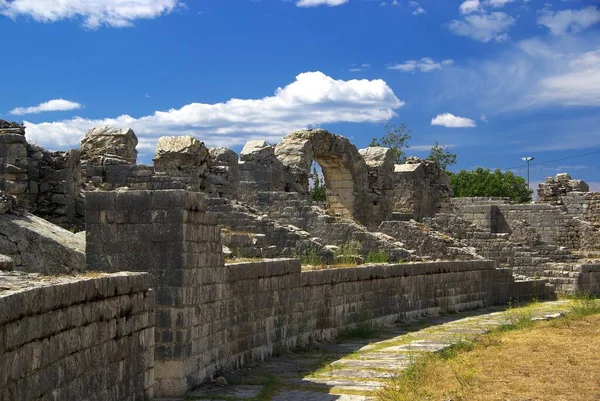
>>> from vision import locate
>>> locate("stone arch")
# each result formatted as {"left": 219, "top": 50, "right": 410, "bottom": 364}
{"left": 275, "top": 129, "right": 371, "bottom": 224}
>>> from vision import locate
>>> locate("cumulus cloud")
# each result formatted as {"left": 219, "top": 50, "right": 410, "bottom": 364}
{"left": 449, "top": 11, "right": 515, "bottom": 42}
{"left": 296, "top": 0, "right": 348, "bottom": 7}
{"left": 431, "top": 113, "right": 477, "bottom": 128}
{"left": 537, "top": 6, "right": 600, "bottom": 36}
{"left": 22, "top": 72, "right": 404, "bottom": 155}
{"left": 10, "top": 99, "right": 82, "bottom": 115}
{"left": 388, "top": 58, "right": 453, "bottom": 72}
{"left": 0, "top": 0, "right": 181, "bottom": 29}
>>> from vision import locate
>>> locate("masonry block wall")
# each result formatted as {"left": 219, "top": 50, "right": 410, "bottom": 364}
{"left": 86, "top": 190, "right": 224, "bottom": 397}
{"left": 86, "top": 190, "right": 550, "bottom": 398}
{"left": 563, "top": 192, "right": 600, "bottom": 226}
{"left": 449, "top": 198, "right": 600, "bottom": 251}
{"left": 0, "top": 272, "right": 154, "bottom": 401}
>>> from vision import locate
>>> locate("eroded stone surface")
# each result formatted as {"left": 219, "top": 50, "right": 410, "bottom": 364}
{"left": 0, "top": 212, "right": 85, "bottom": 274}
{"left": 538, "top": 173, "right": 589, "bottom": 203}
{"left": 153, "top": 135, "right": 209, "bottom": 174}
{"left": 80, "top": 126, "right": 138, "bottom": 165}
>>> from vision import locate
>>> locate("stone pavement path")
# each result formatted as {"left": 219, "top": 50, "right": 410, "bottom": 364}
{"left": 184, "top": 300, "right": 571, "bottom": 401}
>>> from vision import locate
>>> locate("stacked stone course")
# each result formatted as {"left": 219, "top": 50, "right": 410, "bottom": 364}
{"left": 0, "top": 271, "right": 154, "bottom": 401}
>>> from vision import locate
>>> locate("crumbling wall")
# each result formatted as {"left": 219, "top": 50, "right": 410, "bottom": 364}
{"left": 0, "top": 120, "right": 85, "bottom": 229}
{"left": 562, "top": 192, "right": 600, "bottom": 227}
{"left": 392, "top": 157, "right": 452, "bottom": 219}
{"left": 358, "top": 146, "right": 395, "bottom": 224}
{"left": 538, "top": 173, "right": 589, "bottom": 204}
{"left": 0, "top": 271, "right": 154, "bottom": 401}
{"left": 238, "top": 140, "right": 285, "bottom": 203}
{"left": 206, "top": 147, "right": 240, "bottom": 199}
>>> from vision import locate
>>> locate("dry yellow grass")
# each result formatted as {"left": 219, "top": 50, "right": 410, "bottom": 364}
{"left": 378, "top": 314, "right": 600, "bottom": 401}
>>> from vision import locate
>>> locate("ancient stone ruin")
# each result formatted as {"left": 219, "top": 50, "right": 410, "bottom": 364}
{"left": 538, "top": 172, "right": 590, "bottom": 203}
{"left": 1, "top": 119, "right": 599, "bottom": 399}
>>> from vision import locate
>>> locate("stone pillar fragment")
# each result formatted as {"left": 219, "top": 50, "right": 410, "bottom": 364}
{"left": 85, "top": 190, "right": 224, "bottom": 397}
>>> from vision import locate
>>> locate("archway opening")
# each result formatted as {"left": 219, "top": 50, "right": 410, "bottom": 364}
{"left": 312, "top": 155, "right": 355, "bottom": 219}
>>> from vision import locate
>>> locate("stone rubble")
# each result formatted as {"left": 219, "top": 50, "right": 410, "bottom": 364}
{"left": 538, "top": 173, "right": 589, "bottom": 203}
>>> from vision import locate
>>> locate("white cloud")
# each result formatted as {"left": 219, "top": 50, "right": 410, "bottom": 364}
{"left": 487, "top": 0, "right": 515, "bottom": 7}
{"left": 349, "top": 63, "right": 371, "bottom": 72}
{"left": 296, "top": 0, "right": 348, "bottom": 7}
{"left": 0, "top": 0, "right": 181, "bottom": 29}
{"left": 431, "top": 113, "right": 477, "bottom": 128}
{"left": 10, "top": 99, "right": 82, "bottom": 115}
{"left": 388, "top": 58, "right": 454, "bottom": 73}
{"left": 449, "top": 11, "right": 515, "bottom": 42}
{"left": 480, "top": 114, "right": 488, "bottom": 122}
{"left": 459, "top": 0, "right": 480, "bottom": 15}
{"left": 409, "top": 1, "right": 425, "bottom": 15}
{"left": 533, "top": 48, "right": 600, "bottom": 106}
{"left": 22, "top": 72, "right": 404, "bottom": 156}
{"left": 436, "top": 34, "right": 600, "bottom": 111}
{"left": 537, "top": 6, "right": 600, "bottom": 36}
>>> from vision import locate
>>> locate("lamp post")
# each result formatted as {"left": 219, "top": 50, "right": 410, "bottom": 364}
{"left": 522, "top": 156, "right": 534, "bottom": 190}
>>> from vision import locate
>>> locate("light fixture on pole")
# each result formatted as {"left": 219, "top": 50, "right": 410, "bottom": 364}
{"left": 522, "top": 156, "right": 534, "bottom": 189}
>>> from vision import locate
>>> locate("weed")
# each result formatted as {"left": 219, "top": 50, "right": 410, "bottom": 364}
{"left": 300, "top": 248, "right": 323, "bottom": 266}
{"left": 567, "top": 292, "right": 600, "bottom": 318}
{"left": 497, "top": 299, "right": 535, "bottom": 331}
{"left": 334, "top": 241, "right": 361, "bottom": 266}
{"left": 365, "top": 249, "right": 390, "bottom": 264}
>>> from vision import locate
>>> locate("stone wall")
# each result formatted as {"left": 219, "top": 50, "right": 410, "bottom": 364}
{"left": 448, "top": 197, "right": 600, "bottom": 251}
{"left": 0, "top": 271, "right": 154, "bottom": 401}
{"left": 392, "top": 157, "right": 452, "bottom": 219}
{"left": 0, "top": 120, "right": 85, "bottom": 229}
{"left": 562, "top": 192, "right": 600, "bottom": 227}
{"left": 86, "top": 190, "right": 224, "bottom": 397}
{"left": 86, "top": 189, "right": 550, "bottom": 397}
{"left": 1, "top": 123, "right": 457, "bottom": 232}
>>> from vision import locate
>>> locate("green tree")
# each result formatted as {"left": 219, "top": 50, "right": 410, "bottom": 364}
{"left": 428, "top": 141, "right": 457, "bottom": 171}
{"left": 369, "top": 124, "right": 412, "bottom": 164}
{"left": 310, "top": 165, "right": 326, "bottom": 202}
{"left": 450, "top": 167, "right": 533, "bottom": 203}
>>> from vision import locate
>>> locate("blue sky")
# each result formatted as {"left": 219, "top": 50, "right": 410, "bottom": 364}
{"left": 0, "top": 0, "right": 599, "bottom": 189}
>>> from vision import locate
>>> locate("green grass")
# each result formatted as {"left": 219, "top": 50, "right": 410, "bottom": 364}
{"left": 365, "top": 249, "right": 390, "bottom": 264}
{"left": 300, "top": 248, "right": 323, "bottom": 266}
{"left": 334, "top": 241, "right": 361, "bottom": 266}
{"left": 566, "top": 292, "right": 600, "bottom": 318}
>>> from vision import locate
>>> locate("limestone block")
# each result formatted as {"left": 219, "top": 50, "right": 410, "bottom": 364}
{"left": 153, "top": 136, "right": 209, "bottom": 174}
{"left": 538, "top": 173, "right": 590, "bottom": 202}
{"left": 240, "top": 140, "right": 274, "bottom": 162}
{"left": 80, "top": 126, "right": 138, "bottom": 165}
